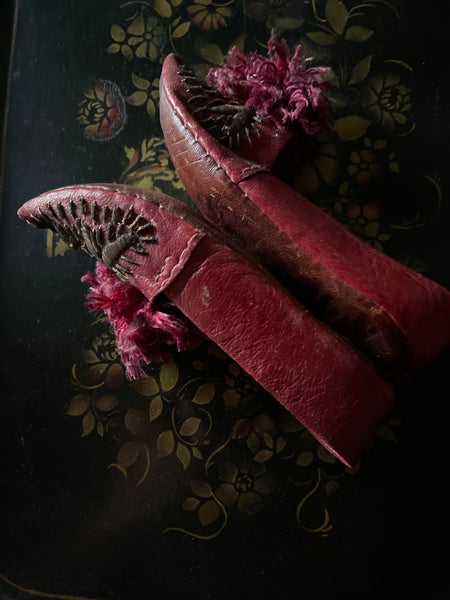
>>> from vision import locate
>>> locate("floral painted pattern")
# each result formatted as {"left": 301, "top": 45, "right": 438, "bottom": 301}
{"left": 108, "top": 15, "right": 166, "bottom": 60}
{"left": 57, "top": 0, "right": 439, "bottom": 540}
{"left": 187, "top": 0, "right": 233, "bottom": 30}
{"left": 77, "top": 80, "right": 127, "bottom": 141}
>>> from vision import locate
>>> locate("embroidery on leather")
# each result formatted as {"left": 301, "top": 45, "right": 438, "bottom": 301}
{"left": 27, "top": 199, "right": 157, "bottom": 281}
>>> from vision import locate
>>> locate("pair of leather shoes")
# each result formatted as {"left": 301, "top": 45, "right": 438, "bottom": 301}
{"left": 18, "top": 45, "right": 450, "bottom": 467}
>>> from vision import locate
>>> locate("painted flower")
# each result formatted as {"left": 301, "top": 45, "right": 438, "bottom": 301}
{"left": 362, "top": 74, "right": 412, "bottom": 131}
{"left": 343, "top": 202, "right": 391, "bottom": 251}
{"left": 215, "top": 462, "right": 275, "bottom": 513}
{"left": 126, "top": 73, "right": 160, "bottom": 117}
{"left": 77, "top": 332, "right": 126, "bottom": 389}
{"left": 108, "top": 15, "right": 165, "bottom": 61}
{"left": 77, "top": 80, "right": 127, "bottom": 141}
{"left": 187, "top": 0, "right": 233, "bottom": 30}
{"left": 347, "top": 148, "right": 382, "bottom": 186}
{"left": 222, "top": 362, "right": 257, "bottom": 408}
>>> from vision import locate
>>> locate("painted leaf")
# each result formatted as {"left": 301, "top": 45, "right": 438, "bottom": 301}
{"left": 111, "top": 24, "right": 126, "bottom": 42}
{"left": 192, "top": 383, "right": 215, "bottom": 405}
{"left": 247, "top": 432, "right": 261, "bottom": 452}
{"left": 124, "top": 408, "right": 148, "bottom": 436}
{"left": 182, "top": 497, "right": 200, "bottom": 511}
{"left": 149, "top": 395, "right": 163, "bottom": 422}
{"left": 146, "top": 99, "right": 156, "bottom": 117}
{"left": 276, "top": 437, "right": 287, "bottom": 453}
{"left": 117, "top": 441, "right": 140, "bottom": 467}
{"left": 81, "top": 411, "right": 96, "bottom": 438}
{"left": 312, "top": 155, "right": 337, "bottom": 185}
{"left": 176, "top": 442, "right": 191, "bottom": 470}
{"left": 196, "top": 41, "right": 224, "bottom": 65}
{"left": 172, "top": 21, "right": 191, "bottom": 39}
{"left": 160, "top": 361, "right": 179, "bottom": 391}
{"left": 126, "top": 91, "right": 147, "bottom": 106}
{"left": 66, "top": 394, "right": 89, "bottom": 416}
{"left": 95, "top": 394, "right": 119, "bottom": 411}
{"left": 121, "top": 45, "right": 133, "bottom": 62}
{"left": 154, "top": 0, "right": 172, "bottom": 17}
{"left": 333, "top": 116, "right": 370, "bottom": 141}
{"left": 253, "top": 414, "right": 274, "bottom": 433}
{"left": 157, "top": 430, "right": 175, "bottom": 457}
{"left": 325, "top": 0, "right": 348, "bottom": 35}
{"left": 84, "top": 363, "right": 107, "bottom": 385}
{"left": 130, "top": 375, "right": 159, "bottom": 396}
{"left": 317, "top": 446, "right": 336, "bottom": 463}
{"left": 345, "top": 26, "right": 374, "bottom": 42}
{"left": 192, "top": 447, "right": 203, "bottom": 459}
{"left": 131, "top": 72, "right": 150, "bottom": 90}
{"left": 105, "top": 363, "right": 125, "bottom": 389}
{"left": 96, "top": 422, "right": 104, "bottom": 437}
{"left": 377, "top": 424, "right": 398, "bottom": 443}
{"left": 179, "top": 417, "right": 201, "bottom": 437}
{"left": 349, "top": 55, "right": 373, "bottom": 85}
{"left": 297, "top": 451, "right": 314, "bottom": 467}
{"left": 107, "top": 43, "right": 120, "bottom": 55}
{"left": 190, "top": 480, "right": 212, "bottom": 497}
{"left": 198, "top": 499, "right": 220, "bottom": 526}
{"left": 263, "top": 432, "right": 274, "bottom": 449}
{"left": 82, "top": 349, "right": 99, "bottom": 364}
{"left": 272, "top": 16, "right": 304, "bottom": 30}
{"left": 232, "top": 418, "right": 251, "bottom": 439}
{"left": 306, "top": 32, "right": 338, "bottom": 46}
{"left": 254, "top": 449, "right": 273, "bottom": 463}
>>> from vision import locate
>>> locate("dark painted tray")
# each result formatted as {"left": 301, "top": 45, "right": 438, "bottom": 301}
{"left": 1, "top": 1, "right": 449, "bottom": 598}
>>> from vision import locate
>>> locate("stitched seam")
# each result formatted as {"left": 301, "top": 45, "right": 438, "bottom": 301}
{"left": 169, "top": 93, "right": 266, "bottom": 184}
{"left": 166, "top": 90, "right": 416, "bottom": 359}
{"left": 152, "top": 232, "right": 203, "bottom": 292}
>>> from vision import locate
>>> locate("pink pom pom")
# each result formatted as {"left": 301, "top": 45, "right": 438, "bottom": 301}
{"left": 81, "top": 262, "right": 195, "bottom": 380}
{"left": 206, "top": 37, "right": 333, "bottom": 135}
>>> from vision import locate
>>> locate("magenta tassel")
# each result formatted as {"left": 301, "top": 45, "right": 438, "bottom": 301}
{"left": 206, "top": 37, "right": 333, "bottom": 136}
{"left": 82, "top": 262, "right": 194, "bottom": 380}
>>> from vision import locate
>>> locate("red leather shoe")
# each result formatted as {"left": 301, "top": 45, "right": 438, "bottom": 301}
{"left": 159, "top": 50, "right": 450, "bottom": 375}
{"left": 18, "top": 183, "right": 395, "bottom": 467}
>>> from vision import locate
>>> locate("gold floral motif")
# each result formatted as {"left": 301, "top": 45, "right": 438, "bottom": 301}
{"left": 307, "top": 0, "right": 397, "bottom": 47}
{"left": 343, "top": 201, "right": 391, "bottom": 250}
{"left": 126, "top": 73, "right": 160, "bottom": 117}
{"left": 77, "top": 80, "right": 127, "bottom": 141}
{"left": 223, "top": 362, "right": 258, "bottom": 408}
{"left": 120, "top": 136, "right": 185, "bottom": 193}
{"left": 215, "top": 462, "right": 275, "bottom": 514}
{"left": 362, "top": 73, "right": 413, "bottom": 132}
{"left": 62, "top": 0, "right": 423, "bottom": 540}
{"left": 108, "top": 14, "right": 166, "bottom": 61}
{"left": 187, "top": 0, "right": 233, "bottom": 30}
{"left": 74, "top": 333, "right": 126, "bottom": 390}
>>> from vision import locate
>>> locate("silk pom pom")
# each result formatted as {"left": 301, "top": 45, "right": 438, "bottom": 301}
{"left": 206, "top": 37, "right": 333, "bottom": 136}
{"left": 82, "top": 262, "right": 195, "bottom": 380}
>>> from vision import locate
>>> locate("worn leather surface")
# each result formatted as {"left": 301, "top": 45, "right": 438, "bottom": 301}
{"left": 160, "top": 53, "right": 450, "bottom": 375}
{"left": 19, "top": 184, "right": 395, "bottom": 467}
